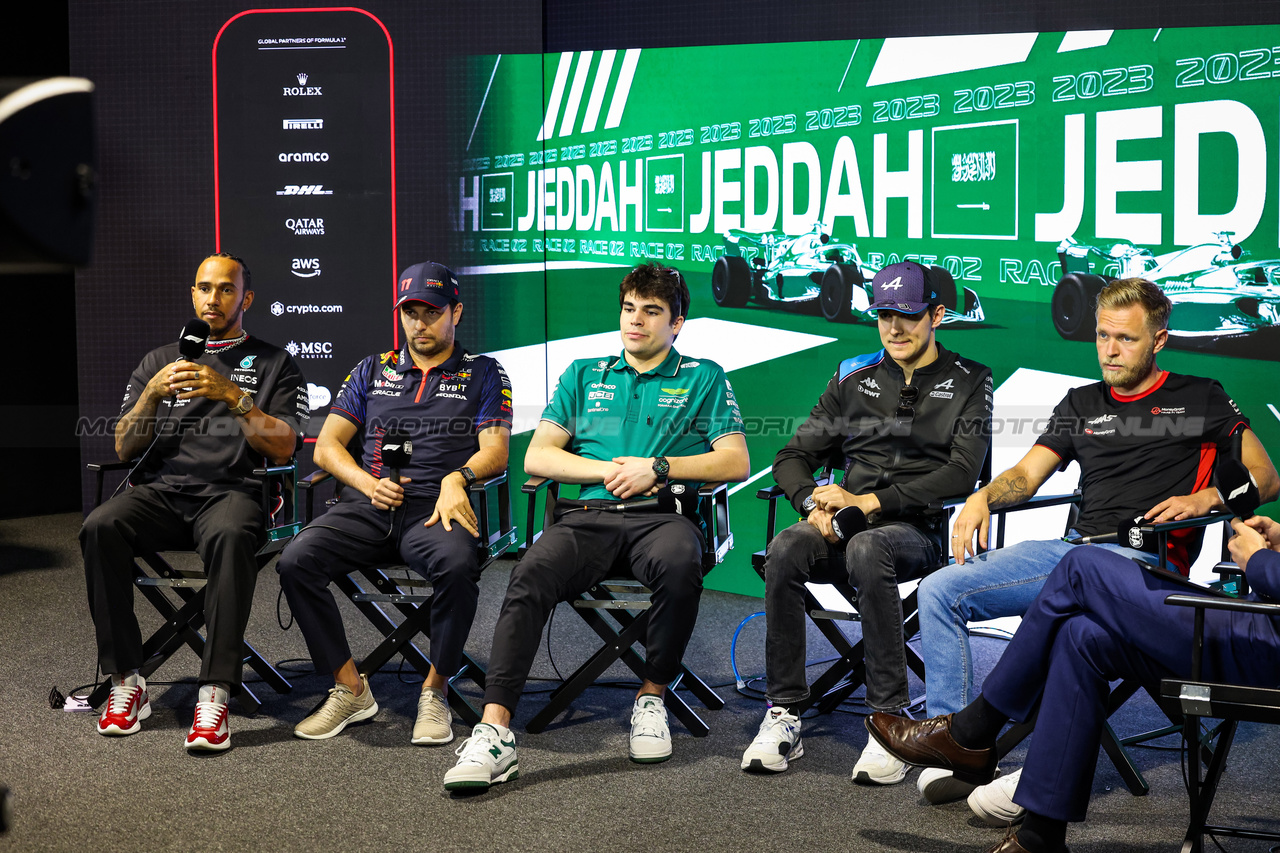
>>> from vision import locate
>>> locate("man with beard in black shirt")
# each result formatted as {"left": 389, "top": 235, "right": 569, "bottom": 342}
{"left": 81, "top": 254, "right": 308, "bottom": 753}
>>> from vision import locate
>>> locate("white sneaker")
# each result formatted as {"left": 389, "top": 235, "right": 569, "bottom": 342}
{"left": 852, "top": 734, "right": 907, "bottom": 785}
{"left": 918, "top": 767, "right": 986, "bottom": 804}
{"left": 97, "top": 675, "right": 151, "bottom": 736}
{"left": 629, "top": 693, "right": 672, "bottom": 763}
{"left": 412, "top": 686, "right": 454, "bottom": 745}
{"left": 968, "top": 768, "right": 1025, "bottom": 826}
{"left": 185, "top": 685, "right": 231, "bottom": 752}
{"left": 741, "top": 707, "right": 804, "bottom": 773}
{"left": 443, "top": 723, "right": 519, "bottom": 792}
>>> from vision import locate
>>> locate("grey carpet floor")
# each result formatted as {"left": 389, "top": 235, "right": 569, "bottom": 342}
{"left": 1, "top": 513, "right": 1277, "bottom": 852}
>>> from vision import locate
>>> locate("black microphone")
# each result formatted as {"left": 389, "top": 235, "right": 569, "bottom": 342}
{"left": 178, "top": 318, "right": 210, "bottom": 361}
{"left": 609, "top": 483, "right": 700, "bottom": 522}
{"left": 380, "top": 429, "right": 412, "bottom": 509}
{"left": 831, "top": 506, "right": 868, "bottom": 541}
{"left": 1070, "top": 515, "right": 1155, "bottom": 550}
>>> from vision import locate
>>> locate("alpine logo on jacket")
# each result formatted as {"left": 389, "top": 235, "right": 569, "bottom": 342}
{"left": 930, "top": 378, "right": 955, "bottom": 399}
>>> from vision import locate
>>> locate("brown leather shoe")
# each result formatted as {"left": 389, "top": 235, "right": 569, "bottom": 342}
{"left": 984, "top": 828, "right": 1069, "bottom": 853}
{"left": 865, "top": 712, "right": 998, "bottom": 786}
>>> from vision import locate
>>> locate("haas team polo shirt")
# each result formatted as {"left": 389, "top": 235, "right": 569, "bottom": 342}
{"left": 540, "top": 347, "right": 744, "bottom": 502}
{"left": 330, "top": 343, "right": 512, "bottom": 500}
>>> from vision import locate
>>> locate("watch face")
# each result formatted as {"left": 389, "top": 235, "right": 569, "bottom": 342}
{"left": 653, "top": 457, "right": 670, "bottom": 477}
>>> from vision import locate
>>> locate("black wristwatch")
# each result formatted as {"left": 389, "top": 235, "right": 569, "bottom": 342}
{"left": 801, "top": 495, "right": 817, "bottom": 515}
{"left": 455, "top": 466, "right": 477, "bottom": 487}
{"left": 652, "top": 456, "right": 670, "bottom": 480}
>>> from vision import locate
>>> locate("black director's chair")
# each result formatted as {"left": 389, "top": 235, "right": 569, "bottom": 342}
{"left": 299, "top": 468, "right": 517, "bottom": 726}
{"left": 85, "top": 459, "right": 300, "bottom": 713}
{"left": 517, "top": 477, "right": 732, "bottom": 737}
{"left": 1161, "top": 589, "right": 1280, "bottom": 853}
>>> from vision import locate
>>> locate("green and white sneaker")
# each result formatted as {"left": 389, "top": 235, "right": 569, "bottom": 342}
{"left": 443, "top": 723, "right": 519, "bottom": 791}
{"left": 629, "top": 693, "right": 672, "bottom": 763}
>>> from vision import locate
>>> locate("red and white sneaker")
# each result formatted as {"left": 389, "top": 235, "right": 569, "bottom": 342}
{"left": 97, "top": 677, "right": 151, "bottom": 736}
{"left": 185, "top": 699, "right": 231, "bottom": 752}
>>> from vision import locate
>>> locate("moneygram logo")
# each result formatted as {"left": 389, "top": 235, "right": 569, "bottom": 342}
{"left": 283, "top": 118, "right": 323, "bottom": 130}
{"left": 284, "top": 72, "right": 323, "bottom": 96}
{"left": 277, "top": 185, "right": 334, "bottom": 195}
{"left": 285, "top": 217, "right": 324, "bottom": 235}
{"left": 291, "top": 258, "right": 321, "bottom": 277}
{"left": 279, "top": 152, "right": 330, "bottom": 162}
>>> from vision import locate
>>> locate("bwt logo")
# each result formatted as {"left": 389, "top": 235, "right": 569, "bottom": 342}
{"left": 277, "top": 185, "right": 333, "bottom": 195}
{"left": 291, "top": 258, "right": 321, "bottom": 277}
{"left": 279, "top": 152, "right": 330, "bottom": 162}
{"left": 283, "top": 118, "right": 323, "bottom": 130}
{"left": 285, "top": 341, "right": 334, "bottom": 358}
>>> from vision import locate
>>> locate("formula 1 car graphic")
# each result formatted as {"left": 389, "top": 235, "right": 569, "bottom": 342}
{"left": 709, "top": 223, "right": 985, "bottom": 324}
{"left": 1051, "top": 232, "right": 1280, "bottom": 342}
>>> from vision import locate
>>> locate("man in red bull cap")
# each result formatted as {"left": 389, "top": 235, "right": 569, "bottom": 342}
{"left": 277, "top": 261, "right": 512, "bottom": 746}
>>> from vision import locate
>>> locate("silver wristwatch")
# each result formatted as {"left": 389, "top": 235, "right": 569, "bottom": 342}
{"left": 801, "top": 495, "right": 817, "bottom": 515}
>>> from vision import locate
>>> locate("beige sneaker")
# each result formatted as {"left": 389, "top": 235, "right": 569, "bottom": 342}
{"left": 294, "top": 675, "right": 378, "bottom": 740}
{"left": 412, "top": 686, "right": 454, "bottom": 745}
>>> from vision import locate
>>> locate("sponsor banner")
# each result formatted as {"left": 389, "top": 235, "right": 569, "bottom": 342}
{"left": 453, "top": 27, "right": 1280, "bottom": 353}
{"left": 215, "top": 8, "right": 395, "bottom": 434}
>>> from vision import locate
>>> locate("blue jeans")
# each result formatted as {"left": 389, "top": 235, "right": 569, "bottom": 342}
{"left": 916, "top": 535, "right": 1155, "bottom": 716}
{"left": 764, "top": 520, "right": 941, "bottom": 712}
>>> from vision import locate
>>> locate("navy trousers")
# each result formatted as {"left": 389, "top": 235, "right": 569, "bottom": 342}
{"left": 983, "top": 546, "right": 1280, "bottom": 822}
{"left": 277, "top": 496, "right": 481, "bottom": 678}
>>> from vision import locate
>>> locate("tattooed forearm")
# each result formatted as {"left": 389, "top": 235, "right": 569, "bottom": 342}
{"left": 984, "top": 472, "right": 1031, "bottom": 509}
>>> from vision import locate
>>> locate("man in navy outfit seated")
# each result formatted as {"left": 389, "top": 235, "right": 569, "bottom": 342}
{"left": 277, "top": 261, "right": 511, "bottom": 745}
{"left": 866, "top": 514, "right": 1280, "bottom": 853}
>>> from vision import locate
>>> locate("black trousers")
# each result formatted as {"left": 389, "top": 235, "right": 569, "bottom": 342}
{"left": 80, "top": 484, "right": 264, "bottom": 689}
{"left": 484, "top": 507, "right": 705, "bottom": 714}
{"left": 276, "top": 496, "right": 481, "bottom": 677}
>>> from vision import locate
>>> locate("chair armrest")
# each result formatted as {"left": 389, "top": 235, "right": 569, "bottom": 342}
{"left": 1166, "top": 591, "right": 1280, "bottom": 683}
{"left": 756, "top": 483, "right": 785, "bottom": 500}
{"left": 297, "top": 468, "right": 335, "bottom": 523}
{"left": 86, "top": 460, "right": 132, "bottom": 472}
{"left": 86, "top": 459, "right": 134, "bottom": 507}
{"left": 1164, "top": 593, "right": 1280, "bottom": 617}
{"left": 472, "top": 469, "right": 508, "bottom": 491}
{"left": 520, "top": 476, "right": 559, "bottom": 557}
